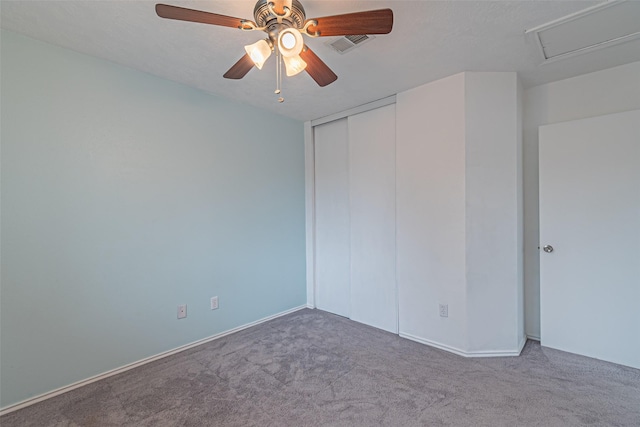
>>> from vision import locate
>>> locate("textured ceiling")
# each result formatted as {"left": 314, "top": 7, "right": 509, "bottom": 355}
{"left": 2, "top": 0, "right": 639, "bottom": 121}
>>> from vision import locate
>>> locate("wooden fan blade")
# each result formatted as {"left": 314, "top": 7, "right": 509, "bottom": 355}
{"left": 305, "top": 9, "right": 393, "bottom": 36}
{"left": 156, "top": 4, "right": 245, "bottom": 29}
{"left": 300, "top": 47, "right": 337, "bottom": 87}
{"left": 223, "top": 54, "right": 255, "bottom": 79}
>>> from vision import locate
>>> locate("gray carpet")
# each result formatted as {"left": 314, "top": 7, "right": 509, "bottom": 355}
{"left": 2, "top": 308, "right": 639, "bottom": 426}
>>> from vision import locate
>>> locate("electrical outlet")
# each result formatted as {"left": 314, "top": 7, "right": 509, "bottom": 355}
{"left": 177, "top": 304, "right": 187, "bottom": 319}
{"left": 210, "top": 296, "right": 219, "bottom": 310}
{"left": 439, "top": 303, "right": 448, "bottom": 318}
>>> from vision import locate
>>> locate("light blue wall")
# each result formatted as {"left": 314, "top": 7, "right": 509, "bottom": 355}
{"left": 0, "top": 30, "right": 306, "bottom": 408}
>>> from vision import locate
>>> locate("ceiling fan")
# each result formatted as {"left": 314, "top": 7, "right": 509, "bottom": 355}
{"left": 156, "top": 0, "right": 393, "bottom": 101}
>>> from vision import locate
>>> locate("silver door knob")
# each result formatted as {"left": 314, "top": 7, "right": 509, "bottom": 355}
{"left": 543, "top": 245, "right": 554, "bottom": 253}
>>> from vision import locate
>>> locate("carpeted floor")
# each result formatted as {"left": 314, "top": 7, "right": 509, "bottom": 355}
{"left": 2, "top": 308, "right": 639, "bottom": 426}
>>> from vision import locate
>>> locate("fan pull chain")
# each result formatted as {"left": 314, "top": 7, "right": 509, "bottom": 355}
{"left": 275, "top": 49, "right": 284, "bottom": 103}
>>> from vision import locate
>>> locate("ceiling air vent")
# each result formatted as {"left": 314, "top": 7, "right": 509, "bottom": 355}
{"left": 328, "top": 34, "right": 374, "bottom": 54}
{"left": 526, "top": 0, "right": 640, "bottom": 63}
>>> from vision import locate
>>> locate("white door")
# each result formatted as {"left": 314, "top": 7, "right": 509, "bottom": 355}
{"left": 539, "top": 110, "right": 640, "bottom": 369}
{"left": 348, "top": 104, "right": 397, "bottom": 333}
{"left": 314, "top": 119, "right": 350, "bottom": 317}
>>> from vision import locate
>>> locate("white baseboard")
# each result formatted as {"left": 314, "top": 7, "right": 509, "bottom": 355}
{"left": 518, "top": 335, "right": 528, "bottom": 352}
{"left": 527, "top": 334, "right": 541, "bottom": 341}
{"left": 0, "top": 305, "right": 307, "bottom": 416}
{"left": 306, "top": 303, "right": 315, "bottom": 309}
{"left": 400, "top": 332, "right": 527, "bottom": 358}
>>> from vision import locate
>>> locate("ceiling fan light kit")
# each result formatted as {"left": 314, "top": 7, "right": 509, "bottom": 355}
{"left": 155, "top": 0, "right": 393, "bottom": 101}
{"left": 278, "top": 28, "right": 304, "bottom": 57}
{"left": 244, "top": 39, "right": 272, "bottom": 70}
{"left": 283, "top": 54, "right": 307, "bottom": 76}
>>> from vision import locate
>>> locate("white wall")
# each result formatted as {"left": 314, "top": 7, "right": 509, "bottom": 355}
{"left": 523, "top": 61, "right": 640, "bottom": 339}
{"left": 396, "top": 73, "right": 469, "bottom": 352}
{"left": 397, "top": 72, "right": 523, "bottom": 355}
{"left": 465, "top": 73, "right": 524, "bottom": 353}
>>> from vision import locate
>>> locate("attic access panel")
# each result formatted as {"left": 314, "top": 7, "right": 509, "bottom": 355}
{"left": 528, "top": 0, "right": 640, "bottom": 63}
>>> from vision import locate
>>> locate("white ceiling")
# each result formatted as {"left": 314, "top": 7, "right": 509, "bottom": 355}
{"left": 2, "top": 0, "right": 639, "bottom": 121}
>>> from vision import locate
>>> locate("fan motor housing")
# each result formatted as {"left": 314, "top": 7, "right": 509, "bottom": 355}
{"left": 253, "top": 0, "right": 306, "bottom": 29}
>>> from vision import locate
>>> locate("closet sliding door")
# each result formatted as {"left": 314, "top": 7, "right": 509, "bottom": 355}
{"left": 314, "top": 119, "right": 350, "bottom": 318}
{"left": 313, "top": 104, "right": 397, "bottom": 332}
{"left": 348, "top": 104, "right": 397, "bottom": 333}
